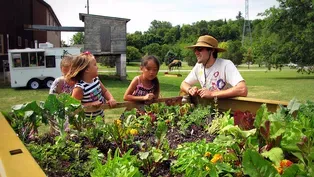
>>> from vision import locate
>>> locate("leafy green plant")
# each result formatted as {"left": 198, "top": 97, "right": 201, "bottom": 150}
{"left": 4, "top": 101, "right": 44, "bottom": 141}
{"left": 242, "top": 149, "right": 280, "bottom": 177}
{"left": 90, "top": 148, "right": 143, "bottom": 177}
{"left": 172, "top": 140, "right": 234, "bottom": 176}
{"left": 177, "top": 105, "right": 211, "bottom": 135}
{"left": 207, "top": 110, "right": 233, "bottom": 135}
{"left": 27, "top": 134, "right": 94, "bottom": 177}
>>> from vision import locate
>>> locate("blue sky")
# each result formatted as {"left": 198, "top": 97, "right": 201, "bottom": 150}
{"left": 44, "top": 0, "right": 279, "bottom": 44}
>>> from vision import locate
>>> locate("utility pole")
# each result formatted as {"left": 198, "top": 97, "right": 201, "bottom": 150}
{"left": 242, "top": 0, "right": 252, "bottom": 46}
{"left": 86, "top": 0, "right": 90, "bottom": 14}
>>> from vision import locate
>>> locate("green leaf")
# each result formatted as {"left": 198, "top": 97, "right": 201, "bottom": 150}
{"left": 254, "top": 104, "right": 269, "bottom": 128}
{"left": 291, "top": 152, "right": 304, "bottom": 164}
{"left": 243, "top": 149, "right": 280, "bottom": 177}
{"left": 58, "top": 93, "right": 81, "bottom": 108}
{"left": 44, "top": 94, "right": 62, "bottom": 115}
{"left": 261, "top": 147, "right": 284, "bottom": 166}
{"left": 281, "top": 127, "right": 302, "bottom": 152}
{"left": 152, "top": 149, "right": 163, "bottom": 162}
{"left": 287, "top": 99, "right": 301, "bottom": 114}
{"left": 281, "top": 164, "right": 301, "bottom": 177}
{"left": 138, "top": 152, "right": 149, "bottom": 160}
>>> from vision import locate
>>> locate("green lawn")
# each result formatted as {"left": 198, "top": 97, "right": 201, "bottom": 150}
{"left": 1, "top": 65, "right": 313, "bottom": 120}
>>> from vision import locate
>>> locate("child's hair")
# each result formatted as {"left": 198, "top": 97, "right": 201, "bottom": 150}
{"left": 141, "top": 55, "right": 160, "bottom": 96}
{"left": 60, "top": 55, "right": 73, "bottom": 68}
{"left": 65, "top": 52, "right": 94, "bottom": 82}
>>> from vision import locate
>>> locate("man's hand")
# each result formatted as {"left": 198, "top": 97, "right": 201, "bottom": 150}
{"left": 197, "top": 88, "right": 216, "bottom": 98}
{"left": 188, "top": 86, "right": 199, "bottom": 96}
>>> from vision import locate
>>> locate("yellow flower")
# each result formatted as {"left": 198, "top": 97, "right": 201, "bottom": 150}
{"left": 210, "top": 154, "right": 222, "bottom": 163}
{"left": 130, "top": 129, "right": 138, "bottom": 135}
{"left": 114, "top": 119, "right": 121, "bottom": 126}
{"left": 205, "top": 166, "right": 210, "bottom": 171}
{"left": 204, "top": 152, "right": 211, "bottom": 157}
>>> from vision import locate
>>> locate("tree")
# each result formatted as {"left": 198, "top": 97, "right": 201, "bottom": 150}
{"left": 142, "top": 43, "right": 163, "bottom": 64}
{"left": 126, "top": 46, "right": 142, "bottom": 64}
{"left": 70, "top": 32, "right": 84, "bottom": 45}
{"left": 243, "top": 48, "right": 253, "bottom": 69}
{"left": 127, "top": 31, "right": 144, "bottom": 51}
{"left": 259, "top": 0, "right": 314, "bottom": 72}
{"left": 236, "top": 11, "right": 243, "bottom": 20}
{"left": 222, "top": 40, "right": 244, "bottom": 66}
{"left": 61, "top": 40, "right": 69, "bottom": 47}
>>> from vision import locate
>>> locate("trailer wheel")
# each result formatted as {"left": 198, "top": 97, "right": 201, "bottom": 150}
{"left": 44, "top": 77, "right": 55, "bottom": 88}
{"left": 27, "top": 79, "right": 41, "bottom": 89}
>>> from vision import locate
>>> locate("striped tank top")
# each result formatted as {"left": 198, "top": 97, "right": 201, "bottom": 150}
{"left": 75, "top": 77, "right": 104, "bottom": 118}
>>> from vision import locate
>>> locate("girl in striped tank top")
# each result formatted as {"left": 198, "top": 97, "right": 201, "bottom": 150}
{"left": 124, "top": 55, "right": 160, "bottom": 106}
{"left": 66, "top": 51, "right": 116, "bottom": 118}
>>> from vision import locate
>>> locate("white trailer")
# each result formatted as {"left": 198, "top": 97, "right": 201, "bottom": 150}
{"left": 8, "top": 47, "right": 80, "bottom": 89}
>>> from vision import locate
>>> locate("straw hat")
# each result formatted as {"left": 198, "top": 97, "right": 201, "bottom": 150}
{"left": 186, "top": 35, "right": 226, "bottom": 52}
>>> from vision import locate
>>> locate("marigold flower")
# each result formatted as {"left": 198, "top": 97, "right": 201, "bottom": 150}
{"left": 210, "top": 154, "right": 222, "bottom": 163}
{"left": 280, "top": 159, "right": 293, "bottom": 168}
{"left": 165, "top": 119, "right": 171, "bottom": 124}
{"left": 204, "top": 152, "right": 211, "bottom": 157}
{"left": 130, "top": 129, "right": 138, "bottom": 135}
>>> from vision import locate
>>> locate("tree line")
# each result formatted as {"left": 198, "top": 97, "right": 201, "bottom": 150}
{"left": 69, "top": 0, "right": 313, "bottom": 72}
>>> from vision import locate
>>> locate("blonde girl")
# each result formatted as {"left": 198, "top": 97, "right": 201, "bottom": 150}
{"left": 49, "top": 55, "right": 75, "bottom": 94}
{"left": 66, "top": 51, "right": 116, "bottom": 118}
{"left": 124, "top": 55, "right": 160, "bottom": 104}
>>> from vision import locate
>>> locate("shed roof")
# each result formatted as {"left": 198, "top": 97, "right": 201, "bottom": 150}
{"left": 79, "top": 13, "right": 130, "bottom": 23}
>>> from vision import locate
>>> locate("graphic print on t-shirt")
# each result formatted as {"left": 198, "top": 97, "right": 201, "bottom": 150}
{"left": 90, "top": 87, "right": 102, "bottom": 102}
{"left": 208, "top": 70, "right": 226, "bottom": 91}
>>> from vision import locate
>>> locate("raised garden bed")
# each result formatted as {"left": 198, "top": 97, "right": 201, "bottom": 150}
{"left": 2, "top": 94, "right": 314, "bottom": 177}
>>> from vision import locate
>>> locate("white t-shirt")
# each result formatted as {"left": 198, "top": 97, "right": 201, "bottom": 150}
{"left": 184, "top": 58, "right": 244, "bottom": 91}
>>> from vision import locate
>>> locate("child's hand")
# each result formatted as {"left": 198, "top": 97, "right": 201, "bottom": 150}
{"left": 144, "top": 93, "right": 154, "bottom": 101}
{"left": 91, "top": 100, "right": 103, "bottom": 107}
{"left": 107, "top": 98, "right": 117, "bottom": 108}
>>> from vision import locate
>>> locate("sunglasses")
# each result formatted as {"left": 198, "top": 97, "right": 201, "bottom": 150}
{"left": 194, "top": 47, "right": 205, "bottom": 52}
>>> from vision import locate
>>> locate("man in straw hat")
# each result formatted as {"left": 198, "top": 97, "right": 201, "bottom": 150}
{"left": 180, "top": 35, "right": 248, "bottom": 98}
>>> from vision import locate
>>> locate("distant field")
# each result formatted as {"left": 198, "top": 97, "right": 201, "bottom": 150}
{"left": 1, "top": 64, "right": 313, "bottom": 120}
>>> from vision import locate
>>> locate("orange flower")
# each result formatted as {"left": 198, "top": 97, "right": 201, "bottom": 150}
{"left": 273, "top": 165, "right": 283, "bottom": 174}
{"left": 210, "top": 154, "right": 222, "bottom": 163}
{"left": 280, "top": 159, "right": 293, "bottom": 168}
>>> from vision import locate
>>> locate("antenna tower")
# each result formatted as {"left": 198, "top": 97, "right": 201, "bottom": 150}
{"left": 242, "top": 0, "right": 252, "bottom": 46}
{"left": 86, "top": 0, "right": 90, "bottom": 14}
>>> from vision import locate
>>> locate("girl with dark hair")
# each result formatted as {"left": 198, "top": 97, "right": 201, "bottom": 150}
{"left": 124, "top": 55, "right": 160, "bottom": 106}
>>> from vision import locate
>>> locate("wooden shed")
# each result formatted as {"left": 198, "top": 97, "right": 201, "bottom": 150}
{"left": 79, "top": 13, "right": 130, "bottom": 80}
